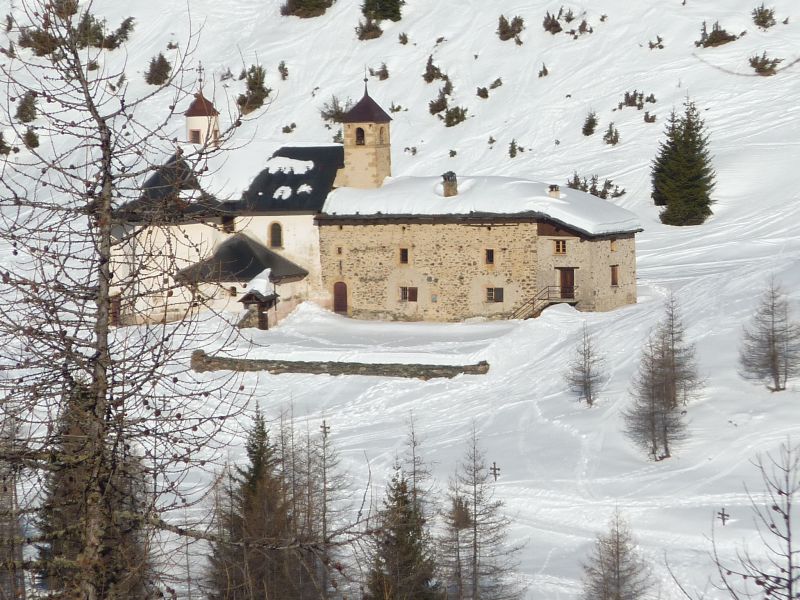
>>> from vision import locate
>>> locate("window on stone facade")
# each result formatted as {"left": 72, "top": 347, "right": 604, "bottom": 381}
{"left": 486, "top": 287, "right": 504, "bottom": 303}
{"left": 356, "top": 127, "right": 365, "bottom": 145}
{"left": 269, "top": 222, "right": 283, "bottom": 248}
{"left": 554, "top": 240, "right": 567, "bottom": 255}
{"left": 610, "top": 239, "right": 618, "bottom": 252}
{"left": 379, "top": 127, "right": 385, "bottom": 144}
{"left": 399, "top": 248, "right": 409, "bottom": 264}
{"left": 337, "top": 247, "right": 343, "bottom": 255}
{"left": 485, "top": 249, "right": 494, "bottom": 264}
{"left": 611, "top": 265, "right": 619, "bottom": 287}
{"left": 189, "top": 129, "right": 201, "bottom": 144}
{"left": 399, "top": 286, "right": 418, "bottom": 302}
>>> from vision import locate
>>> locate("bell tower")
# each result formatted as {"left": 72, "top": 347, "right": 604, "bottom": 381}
{"left": 335, "top": 81, "right": 392, "bottom": 189}
{"left": 184, "top": 90, "right": 220, "bottom": 147}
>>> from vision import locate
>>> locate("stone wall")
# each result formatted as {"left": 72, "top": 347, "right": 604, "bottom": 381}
{"left": 333, "top": 121, "right": 391, "bottom": 189}
{"left": 535, "top": 228, "right": 637, "bottom": 311}
{"left": 318, "top": 220, "right": 540, "bottom": 321}
{"left": 191, "top": 350, "right": 489, "bottom": 380}
{"left": 318, "top": 218, "right": 637, "bottom": 321}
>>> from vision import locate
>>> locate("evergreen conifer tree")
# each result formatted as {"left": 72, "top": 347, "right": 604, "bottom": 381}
{"left": 206, "top": 409, "right": 310, "bottom": 599}
{"left": 364, "top": 465, "right": 442, "bottom": 600}
{"left": 37, "top": 382, "right": 152, "bottom": 596}
{"left": 652, "top": 99, "right": 716, "bottom": 225}
{"left": 144, "top": 52, "right": 172, "bottom": 85}
{"left": 362, "top": 0, "right": 404, "bottom": 22}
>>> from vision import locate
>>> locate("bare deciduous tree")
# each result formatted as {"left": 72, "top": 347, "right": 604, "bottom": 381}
{"left": 582, "top": 509, "right": 653, "bottom": 600}
{"left": 564, "top": 322, "right": 606, "bottom": 406}
{"left": 439, "top": 426, "right": 522, "bottom": 600}
{"left": 624, "top": 336, "right": 687, "bottom": 461}
{"left": 624, "top": 295, "right": 699, "bottom": 460}
{"left": 739, "top": 280, "right": 800, "bottom": 391}
{"left": 0, "top": 1, "right": 249, "bottom": 595}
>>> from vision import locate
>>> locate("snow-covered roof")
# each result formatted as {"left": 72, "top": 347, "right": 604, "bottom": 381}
{"left": 322, "top": 176, "right": 642, "bottom": 236}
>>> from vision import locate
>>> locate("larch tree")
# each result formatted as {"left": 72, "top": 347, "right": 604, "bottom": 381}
{"left": 0, "top": 1, "right": 249, "bottom": 596}
{"left": 440, "top": 427, "right": 522, "bottom": 600}
{"left": 624, "top": 295, "right": 699, "bottom": 460}
{"left": 363, "top": 465, "right": 442, "bottom": 600}
{"left": 739, "top": 279, "right": 800, "bottom": 391}
{"left": 658, "top": 293, "right": 701, "bottom": 408}
{"left": 582, "top": 509, "right": 653, "bottom": 600}
{"left": 564, "top": 323, "right": 606, "bottom": 406}
{"left": 652, "top": 99, "right": 716, "bottom": 225}
{"left": 624, "top": 335, "right": 687, "bottom": 461}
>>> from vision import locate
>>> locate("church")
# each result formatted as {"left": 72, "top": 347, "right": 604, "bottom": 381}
{"left": 111, "top": 84, "right": 641, "bottom": 326}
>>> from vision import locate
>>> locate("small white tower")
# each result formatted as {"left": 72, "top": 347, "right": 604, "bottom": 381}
{"left": 184, "top": 91, "right": 220, "bottom": 147}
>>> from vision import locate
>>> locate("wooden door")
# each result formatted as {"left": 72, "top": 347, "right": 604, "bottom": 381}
{"left": 559, "top": 268, "right": 575, "bottom": 299}
{"left": 333, "top": 282, "right": 348, "bottom": 314}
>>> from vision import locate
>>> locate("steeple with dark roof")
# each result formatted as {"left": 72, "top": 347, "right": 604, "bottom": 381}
{"left": 341, "top": 82, "right": 392, "bottom": 124}
{"left": 334, "top": 81, "right": 392, "bottom": 189}
{"left": 184, "top": 91, "right": 219, "bottom": 117}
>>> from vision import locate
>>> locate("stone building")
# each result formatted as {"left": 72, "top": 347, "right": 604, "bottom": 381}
{"left": 115, "top": 83, "right": 640, "bottom": 326}
{"left": 317, "top": 175, "right": 640, "bottom": 321}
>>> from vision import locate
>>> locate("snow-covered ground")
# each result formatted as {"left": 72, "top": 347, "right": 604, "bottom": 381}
{"left": 4, "top": 0, "right": 800, "bottom": 597}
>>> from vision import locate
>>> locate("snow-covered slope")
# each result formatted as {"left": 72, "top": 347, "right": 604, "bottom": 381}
{"left": 6, "top": 0, "right": 800, "bottom": 597}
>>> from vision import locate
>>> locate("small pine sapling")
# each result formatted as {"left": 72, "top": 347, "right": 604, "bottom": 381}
{"left": 449, "top": 149, "right": 457, "bottom": 157}
{"left": 582, "top": 111, "right": 597, "bottom": 136}
{"left": 542, "top": 11, "right": 562, "bottom": 34}
{"left": 15, "top": 91, "right": 37, "bottom": 123}
{"left": 603, "top": 123, "right": 619, "bottom": 145}
{"left": 428, "top": 90, "right": 448, "bottom": 115}
{"left": 422, "top": 55, "right": 444, "bottom": 83}
{"left": 0, "top": 132, "right": 10, "bottom": 156}
{"left": 489, "top": 77, "right": 503, "bottom": 89}
{"left": 648, "top": 35, "right": 665, "bottom": 49}
{"left": 752, "top": 3, "right": 776, "bottom": 28}
{"left": 320, "top": 95, "right": 352, "bottom": 123}
{"left": 476, "top": 87, "right": 489, "bottom": 99}
{"left": 508, "top": 139, "right": 518, "bottom": 158}
{"left": 443, "top": 106, "right": 467, "bottom": 127}
{"left": 278, "top": 61, "right": 289, "bottom": 80}
{"left": 144, "top": 53, "right": 171, "bottom": 86}
{"left": 23, "top": 128, "right": 39, "bottom": 149}
{"left": 644, "top": 111, "right": 657, "bottom": 123}
{"left": 356, "top": 16, "right": 383, "bottom": 40}
{"left": 695, "top": 20, "right": 738, "bottom": 47}
{"left": 538, "top": 63, "right": 549, "bottom": 77}
{"left": 497, "top": 14, "right": 524, "bottom": 41}
{"left": 749, "top": 51, "right": 782, "bottom": 75}
{"left": 237, "top": 65, "right": 271, "bottom": 114}
{"left": 398, "top": 32, "right": 408, "bottom": 44}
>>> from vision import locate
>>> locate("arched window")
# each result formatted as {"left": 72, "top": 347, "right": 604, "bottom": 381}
{"left": 269, "top": 222, "right": 283, "bottom": 248}
{"left": 378, "top": 127, "right": 385, "bottom": 145}
{"left": 355, "top": 127, "right": 365, "bottom": 145}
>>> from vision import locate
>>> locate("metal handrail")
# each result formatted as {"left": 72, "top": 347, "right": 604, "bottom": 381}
{"left": 511, "top": 286, "right": 578, "bottom": 320}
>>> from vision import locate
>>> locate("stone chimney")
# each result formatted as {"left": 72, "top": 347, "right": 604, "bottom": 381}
{"left": 548, "top": 184, "right": 560, "bottom": 199}
{"left": 442, "top": 171, "right": 458, "bottom": 197}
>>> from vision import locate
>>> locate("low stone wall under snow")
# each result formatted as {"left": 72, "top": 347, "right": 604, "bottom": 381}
{"left": 190, "top": 350, "right": 489, "bottom": 380}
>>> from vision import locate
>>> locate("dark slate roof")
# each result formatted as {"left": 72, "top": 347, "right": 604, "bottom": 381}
{"left": 116, "top": 153, "right": 228, "bottom": 223}
{"left": 237, "top": 145, "right": 344, "bottom": 213}
{"left": 185, "top": 91, "right": 219, "bottom": 117}
{"left": 177, "top": 234, "right": 308, "bottom": 284}
{"left": 239, "top": 290, "right": 279, "bottom": 305}
{"left": 342, "top": 89, "right": 391, "bottom": 124}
